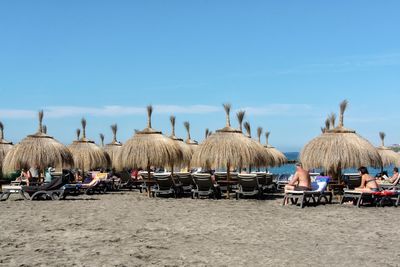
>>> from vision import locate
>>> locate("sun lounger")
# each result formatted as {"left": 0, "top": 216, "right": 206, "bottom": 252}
{"left": 343, "top": 174, "right": 362, "bottom": 189}
{"left": 283, "top": 177, "right": 332, "bottom": 208}
{"left": 235, "top": 174, "right": 262, "bottom": 200}
{"left": 151, "top": 173, "right": 177, "bottom": 198}
{"left": 252, "top": 172, "right": 276, "bottom": 193}
{"left": 276, "top": 174, "right": 292, "bottom": 191}
{"left": 214, "top": 172, "right": 238, "bottom": 192}
{"left": 80, "top": 178, "right": 108, "bottom": 195}
{"left": 175, "top": 172, "right": 194, "bottom": 195}
{"left": 341, "top": 189, "right": 399, "bottom": 207}
{"left": 192, "top": 173, "right": 220, "bottom": 199}
{"left": 0, "top": 185, "right": 24, "bottom": 201}
{"left": 21, "top": 175, "right": 68, "bottom": 200}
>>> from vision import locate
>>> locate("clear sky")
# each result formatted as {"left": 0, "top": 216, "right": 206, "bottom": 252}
{"left": 0, "top": 1, "right": 399, "bottom": 152}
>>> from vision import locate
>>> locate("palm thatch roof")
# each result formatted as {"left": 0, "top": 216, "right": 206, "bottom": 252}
{"left": 68, "top": 118, "right": 110, "bottom": 171}
{"left": 300, "top": 100, "right": 382, "bottom": 175}
{"left": 2, "top": 111, "right": 74, "bottom": 174}
{"left": 118, "top": 106, "right": 182, "bottom": 170}
{"left": 0, "top": 122, "right": 13, "bottom": 172}
{"left": 104, "top": 124, "right": 123, "bottom": 169}
{"left": 376, "top": 132, "right": 400, "bottom": 167}
{"left": 243, "top": 122, "right": 275, "bottom": 167}
{"left": 191, "top": 104, "right": 270, "bottom": 169}
{"left": 169, "top": 116, "right": 192, "bottom": 168}
{"left": 263, "top": 130, "right": 287, "bottom": 167}
{"left": 184, "top": 121, "right": 198, "bottom": 153}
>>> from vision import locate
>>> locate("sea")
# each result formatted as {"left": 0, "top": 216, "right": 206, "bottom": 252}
{"left": 268, "top": 152, "right": 396, "bottom": 177}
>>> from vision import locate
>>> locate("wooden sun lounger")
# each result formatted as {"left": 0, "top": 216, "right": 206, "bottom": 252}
{"left": 283, "top": 190, "right": 332, "bottom": 208}
{"left": 341, "top": 190, "right": 399, "bottom": 207}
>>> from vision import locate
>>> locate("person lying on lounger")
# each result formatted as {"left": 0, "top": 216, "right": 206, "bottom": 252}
{"left": 385, "top": 167, "right": 399, "bottom": 184}
{"left": 355, "top": 166, "right": 379, "bottom": 192}
{"left": 285, "top": 163, "right": 311, "bottom": 192}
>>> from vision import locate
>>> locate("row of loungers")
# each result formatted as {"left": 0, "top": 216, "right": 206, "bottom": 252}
{"left": 0, "top": 171, "right": 113, "bottom": 201}
{"left": 141, "top": 172, "right": 277, "bottom": 199}
{"left": 283, "top": 175, "right": 400, "bottom": 208}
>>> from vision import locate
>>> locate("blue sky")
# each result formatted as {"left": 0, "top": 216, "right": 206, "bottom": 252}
{"left": 0, "top": 1, "right": 399, "bottom": 151}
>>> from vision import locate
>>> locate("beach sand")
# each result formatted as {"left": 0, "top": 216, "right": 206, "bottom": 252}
{"left": 1, "top": 192, "right": 399, "bottom": 267}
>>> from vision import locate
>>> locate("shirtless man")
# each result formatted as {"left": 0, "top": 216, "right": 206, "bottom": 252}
{"left": 285, "top": 163, "right": 311, "bottom": 192}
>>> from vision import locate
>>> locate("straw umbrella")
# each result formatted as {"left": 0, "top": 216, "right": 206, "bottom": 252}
{"left": 169, "top": 116, "right": 192, "bottom": 172}
{"left": 104, "top": 124, "right": 123, "bottom": 170}
{"left": 118, "top": 106, "right": 182, "bottom": 194}
{"left": 2, "top": 111, "right": 74, "bottom": 179}
{"left": 68, "top": 118, "right": 110, "bottom": 174}
{"left": 376, "top": 132, "right": 400, "bottom": 171}
{"left": 243, "top": 123, "right": 275, "bottom": 172}
{"left": 238, "top": 111, "right": 274, "bottom": 169}
{"left": 191, "top": 104, "right": 270, "bottom": 198}
{"left": 0, "top": 122, "right": 13, "bottom": 177}
{"left": 300, "top": 100, "right": 382, "bottom": 182}
{"left": 263, "top": 130, "right": 287, "bottom": 167}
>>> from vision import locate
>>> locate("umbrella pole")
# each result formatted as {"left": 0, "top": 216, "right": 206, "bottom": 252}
{"left": 227, "top": 163, "right": 231, "bottom": 199}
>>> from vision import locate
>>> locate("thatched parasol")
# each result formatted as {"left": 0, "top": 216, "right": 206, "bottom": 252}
{"left": 300, "top": 100, "right": 382, "bottom": 182}
{"left": 118, "top": 106, "right": 182, "bottom": 191}
{"left": 376, "top": 132, "right": 400, "bottom": 169}
{"left": 2, "top": 111, "right": 74, "bottom": 177}
{"left": 169, "top": 116, "right": 192, "bottom": 171}
{"left": 104, "top": 124, "right": 123, "bottom": 170}
{"left": 68, "top": 118, "right": 110, "bottom": 173}
{"left": 191, "top": 104, "right": 270, "bottom": 197}
{"left": 0, "top": 122, "right": 14, "bottom": 176}
{"left": 262, "top": 130, "right": 287, "bottom": 167}
{"left": 243, "top": 123, "right": 275, "bottom": 171}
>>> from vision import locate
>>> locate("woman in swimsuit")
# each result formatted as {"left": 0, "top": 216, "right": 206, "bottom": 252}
{"left": 356, "top": 166, "right": 379, "bottom": 192}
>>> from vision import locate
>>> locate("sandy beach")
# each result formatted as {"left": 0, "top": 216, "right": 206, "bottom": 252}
{"left": 0, "top": 192, "right": 399, "bottom": 267}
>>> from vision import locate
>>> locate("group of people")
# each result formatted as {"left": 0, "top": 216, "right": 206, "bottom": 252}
{"left": 284, "top": 163, "right": 400, "bottom": 193}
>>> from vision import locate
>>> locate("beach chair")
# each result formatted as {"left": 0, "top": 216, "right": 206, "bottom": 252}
{"left": 151, "top": 173, "right": 177, "bottom": 198}
{"left": 276, "top": 174, "right": 292, "bottom": 191}
{"left": 343, "top": 174, "right": 362, "bottom": 189}
{"left": 175, "top": 172, "right": 194, "bottom": 195}
{"left": 214, "top": 172, "right": 238, "bottom": 192}
{"left": 379, "top": 175, "right": 400, "bottom": 191}
{"left": 235, "top": 174, "right": 262, "bottom": 200}
{"left": 341, "top": 189, "right": 398, "bottom": 207}
{"left": 0, "top": 185, "right": 25, "bottom": 201}
{"left": 20, "top": 175, "right": 69, "bottom": 200}
{"left": 192, "top": 173, "right": 219, "bottom": 199}
{"left": 283, "top": 177, "right": 332, "bottom": 208}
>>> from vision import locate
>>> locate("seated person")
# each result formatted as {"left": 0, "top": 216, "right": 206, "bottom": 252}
{"left": 386, "top": 167, "right": 399, "bottom": 184}
{"left": 16, "top": 168, "right": 32, "bottom": 185}
{"left": 285, "top": 163, "right": 311, "bottom": 192}
{"left": 44, "top": 167, "right": 55, "bottom": 183}
{"left": 74, "top": 170, "right": 83, "bottom": 182}
{"left": 355, "top": 166, "right": 379, "bottom": 192}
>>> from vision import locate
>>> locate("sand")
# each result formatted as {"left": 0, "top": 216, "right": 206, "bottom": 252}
{"left": 1, "top": 192, "right": 399, "bottom": 267}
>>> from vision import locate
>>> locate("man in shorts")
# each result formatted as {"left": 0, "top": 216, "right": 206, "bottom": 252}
{"left": 285, "top": 163, "right": 311, "bottom": 192}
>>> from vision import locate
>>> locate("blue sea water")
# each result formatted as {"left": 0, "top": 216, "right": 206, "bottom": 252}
{"left": 269, "top": 152, "right": 396, "bottom": 177}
